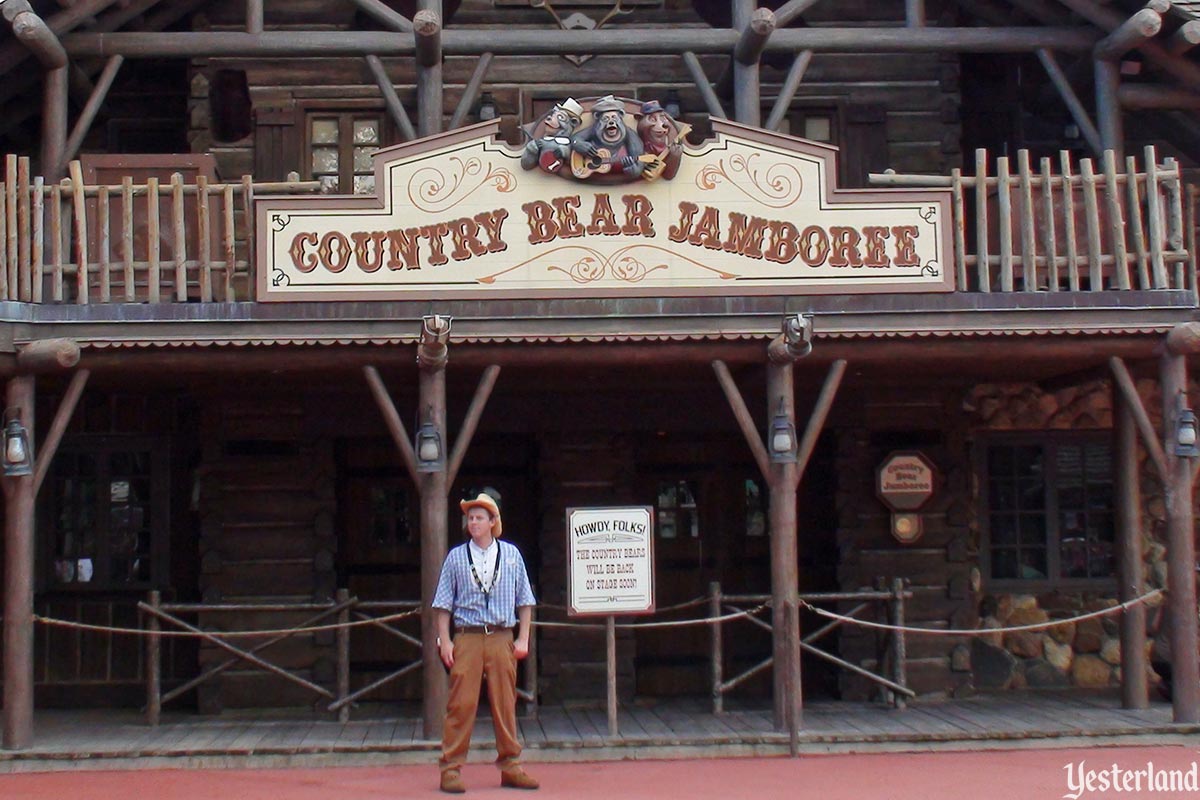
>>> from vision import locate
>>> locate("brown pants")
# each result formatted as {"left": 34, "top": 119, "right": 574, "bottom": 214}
{"left": 439, "top": 630, "right": 521, "bottom": 773}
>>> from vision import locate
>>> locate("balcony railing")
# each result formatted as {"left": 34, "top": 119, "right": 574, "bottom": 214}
{"left": 0, "top": 147, "right": 1193, "bottom": 305}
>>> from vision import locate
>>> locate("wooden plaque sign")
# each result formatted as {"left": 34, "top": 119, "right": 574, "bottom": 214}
{"left": 257, "top": 97, "right": 953, "bottom": 301}
{"left": 876, "top": 451, "right": 938, "bottom": 512}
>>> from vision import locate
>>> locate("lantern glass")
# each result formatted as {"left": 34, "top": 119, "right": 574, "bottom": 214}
{"left": 3, "top": 415, "right": 32, "bottom": 477}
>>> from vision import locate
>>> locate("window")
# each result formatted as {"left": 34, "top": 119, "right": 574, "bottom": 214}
{"left": 42, "top": 438, "right": 169, "bottom": 591}
{"left": 655, "top": 480, "right": 698, "bottom": 539}
{"left": 981, "top": 435, "right": 1115, "bottom": 584}
{"left": 369, "top": 482, "right": 413, "bottom": 547}
{"left": 307, "top": 112, "right": 385, "bottom": 194}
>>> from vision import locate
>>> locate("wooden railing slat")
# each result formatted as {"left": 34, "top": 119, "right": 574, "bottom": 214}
{"left": 1145, "top": 144, "right": 1169, "bottom": 289}
{"left": 1080, "top": 157, "right": 1104, "bottom": 291}
{"left": 1039, "top": 157, "right": 1060, "bottom": 292}
{"left": 1163, "top": 157, "right": 1185, "bottom": 289}
{"left": 223, "top": 184, "right": 236, "bottom": 302}
{"left": 146, "top": 176, "right": 160, "bottom": 304}
{"left": 241, "top": 175, "right": 255, "bottom": 301}
{"left": 974, "top": 149, "right": 990, "bottom": 293}
{"left": 122, "top": 177, "right": 135, "bottom": 301}
{"left": 17, "top": 157, "right": 31, "bottom": 302}
{"left": 1102, "top": 150, "right": 1130, "bottom": 290}
{"left": 51, "top": 183, "right": 63, "bottom": 302}
{"left": 0, "top": 187, "right": 7, "bottom": 301}
{"left": 951, "top": 168, "right": 966, "bottom": 291}
{"left": 31, "top": 176, "right": 43, "bottom": 303}
{"left": 171, "top": 172, "right": 187, "bottom": 302}
{"left": 68, "top": 160, "right": 89, "bottom": 304}
{"left": 1017, "top": 150, "right": 1037, "bottom": 291}
{"left": 997, "top": 155, "right": 1014, "bottom": 292}
{"left": 197, "top": 175, "right": 212, "bottom": 303}
{"left": 5, "top": 156, "right": 16, "bottom": 299}
{"left": 1060, "top": 151, "right": 1081, "bottom": 292}
{"left": 98, "top": 186, "right": 111, "bottom": 303}
{"left": 1125, "top": 154, "right": 1150, "bottom": 290}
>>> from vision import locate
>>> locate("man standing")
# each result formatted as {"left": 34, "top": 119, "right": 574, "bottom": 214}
{"left": 433, "top": 493, "right": 539, "bottom": 793}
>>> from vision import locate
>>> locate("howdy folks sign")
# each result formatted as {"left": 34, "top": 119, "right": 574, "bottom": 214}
{"left": 257, "top": 96, "right": 953, "bottom": 301}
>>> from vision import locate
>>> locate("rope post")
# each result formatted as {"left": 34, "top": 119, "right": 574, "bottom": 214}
{"left": 524, "top": 603, "right": 538, "bottom": 719}
{"left": 145, "top": 590, "right": 161, "bottom": 726}
{"left": 890, "top": 578, "right": 908, "bottom": 710}
{"left": 335, "top": 588, "right": 351, "bottom": 723}
{"left": 786, "top": 602, "right": 799, "bottom": 757}
{"left": 710, "top": 581, "right": 723, "bottom": 715}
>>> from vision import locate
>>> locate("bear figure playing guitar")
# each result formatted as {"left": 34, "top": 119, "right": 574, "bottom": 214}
{"left": 569, "top": 96, "right": 647, "bottom": 180}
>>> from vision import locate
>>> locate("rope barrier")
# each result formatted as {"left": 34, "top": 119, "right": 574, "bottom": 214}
{"left": 798, "top": 588, "right": 1163, "bottom": 636}
{"left": 32, "top": 607, "right": 422, "bottom": 638}
{"left": 533, "top": 602, "right": 770, "bottom": 630}
{"left": 538, "top": 593, "right": 710, "bottom": 615}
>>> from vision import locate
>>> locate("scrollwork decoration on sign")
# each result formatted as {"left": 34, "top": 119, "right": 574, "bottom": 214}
{"left": 922, "top": 261, "right": 940, "bottom": 277}
{"left": 271, "top": 214, "right": 291, "bottom": 232}
{"left": 478, "top": 244, "right": 738, "bottom": 285}
{"left": 696, "top": 154, "right": 803, "bottom": 208}
{"left": 407, "top": 156, "right": 516, "bottom": 214}
{"left": 272, "top": 268, "right": 291, "bottom": 287}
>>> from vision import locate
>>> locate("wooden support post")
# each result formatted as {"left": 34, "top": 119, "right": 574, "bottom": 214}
{"left": 336, "top": 588, "right": 351, "bottom": 723}
{"left": 2, "top": 374, "right": 35, "bottom": 750}
{"left": 363, "top": 365, "right": 421, "bottom": 485}
{"left": 606, "top": 616, "right": 618, "bottom": 738}
{"left": 732, "top": 0, "right": 761, "bottom": 127}
{"left": 1160, "top": 347, "right": 1200, "bottom": 723}
{"left": 414, "top": 6, "right": 443, "bottom": 138}
{"left": 1168, "top": 20, "right": 1200, "bottom": 57}
{"left": 764, "top": 50, "right": 812, "bottom": 133}
{"left": 418, "top": 328, "right": 449, "bottom": 740}
{"left": 890, "top": 578, "right": 908, "bottom": 710}
{"left": 365, "top": 54, "right": 417, "bottom": 142}
{"left": 734, "top": 7, "right": 775, "bottom": 65}
{"left": 350, "top": 0, "right": 414, "bottom": 32}
{"left": 906, "top": 0, "right": 925, "bottom": 27}
{"left": 146, "top": 590, "right": 162, "bottom": 726}
{"left": 63, "top": 55, "right": 124, "bottom": 165}
{"left": 42, "top": 67, "right": 67, "bottom": 181}
{"left": 710, "top": 581, "right": 723, "bottom": 714}
{"left": 1093, "top": 7, "right": 1162, "bottom": 63}
{"left": 1056, "top": 0, "right": 1200, "bottom": 89}
{"left": 1109, "top": 357, "right": 1169, "bottom": 480}
{"left": 1114, "top": 381, "right": 1148, "bottom": 709}
{"left": 445, "top": 364, "right": 500, "bottom": 487}
{"left": 1094, "top": 57, "right": 1123, "bottom": 159}
{"left": 772, "top": 0, "right": 822, "bottom": 28}
{"left": 681, "top": 52, "right": 727, "bottom": 120}
{"left": 247, "top": 0, "right": 263, "bottom": 35}
{"left": 32, "top": 366, "right": 88, "bottom": 495}
{"left": 766, "top": 358, "right": 799, "bottom": 732}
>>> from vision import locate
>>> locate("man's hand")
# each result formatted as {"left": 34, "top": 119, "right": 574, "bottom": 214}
{"left": 439, "top": 637, "right": 455, "bottom": 669}
{"left": 514, "top": 636, "right": 530, "bottom": 660}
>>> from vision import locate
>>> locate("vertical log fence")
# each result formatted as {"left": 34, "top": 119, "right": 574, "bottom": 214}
{"left": 0, "top": 156, "right": 319, "bottom": 305}
{"left": 876, "top": 145, "right": 1193, "bottom": 294}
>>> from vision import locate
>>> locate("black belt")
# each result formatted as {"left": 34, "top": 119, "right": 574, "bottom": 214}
{"left": 456, "top": 624, "right": 510, "bottom": 635}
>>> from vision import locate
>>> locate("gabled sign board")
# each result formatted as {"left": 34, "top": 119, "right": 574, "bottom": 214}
{"left": 257, "top": 102, "right": 953, "bottom": 301}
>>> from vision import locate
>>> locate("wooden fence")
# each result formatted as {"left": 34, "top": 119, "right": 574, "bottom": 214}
{"left": 0, "top": 147, "right": 1193, "bottom": 304}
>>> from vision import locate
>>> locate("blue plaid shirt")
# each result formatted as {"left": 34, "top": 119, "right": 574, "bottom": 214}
{"left": 432, "top": 539, "right": 536, "bottom": 628}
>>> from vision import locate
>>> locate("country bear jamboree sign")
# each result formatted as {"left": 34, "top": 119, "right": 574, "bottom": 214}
{"left": 257, "top": 96, "right": 952, "bottom": 301}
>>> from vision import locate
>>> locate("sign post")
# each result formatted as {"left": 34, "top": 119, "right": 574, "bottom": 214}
{"left": 567, "top": 506, "right": 655, "bottom": 737}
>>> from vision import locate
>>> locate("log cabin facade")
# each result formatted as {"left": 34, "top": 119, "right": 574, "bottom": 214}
{"left": 0, "top": 0, "right": 1199, "bottom": 751}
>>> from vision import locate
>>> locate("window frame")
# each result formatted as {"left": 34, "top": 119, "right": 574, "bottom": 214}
{"left": 37, "top": 435, "right": 171, "bottom": 594}
{"left": 977, "top": 430, "right": 1118, "bottom": 592}
{"left": 299, "top": 101, "right": 392, "bottom": 194}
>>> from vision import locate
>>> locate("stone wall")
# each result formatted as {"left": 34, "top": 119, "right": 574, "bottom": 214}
{"left": 963, "top": 378, "right": 1175, "bottom": 693}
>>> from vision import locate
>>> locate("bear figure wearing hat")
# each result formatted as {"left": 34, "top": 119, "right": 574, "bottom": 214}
{"left": 569, "top": 96, "right": 646, "bottom": 180}
{"left": 636, "top": 99, "right": 685, "bottom": 181}
{"left": 521, "top": 98, "right": 584, "bottom": 175}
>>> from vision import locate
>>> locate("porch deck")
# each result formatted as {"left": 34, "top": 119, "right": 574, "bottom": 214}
{"left": 2, "top": 692, "right": 1193, "bottom": 772}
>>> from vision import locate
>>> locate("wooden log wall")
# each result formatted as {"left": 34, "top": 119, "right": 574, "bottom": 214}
{"left": 187, "top": 0, "right": 958, "bottom": 184}
{"left": 195, "top": 396, "right": 338, "bottom": 712}
{"left": 832, "top": 388, "right": 974, "bottom": 701}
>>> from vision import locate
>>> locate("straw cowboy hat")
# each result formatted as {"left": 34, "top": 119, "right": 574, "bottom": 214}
{"left": 460, "top": 493, "right": 502, "bottom": 537}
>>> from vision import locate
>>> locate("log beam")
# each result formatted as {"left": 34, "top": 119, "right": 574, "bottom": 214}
{"left": 414, "top": 7, "right": 443, "bottom": 138}
{"left": 1109, "top": 356, "right": 1169, "bottom": 481}
{"left": 41, "top": 67, "right": 68, "bottom": 180}
{"left": 445, "top": 364, "right": 500, "bottom": 487}
{"left": 16, "top": 338, "right": 81, "bottom": 373}
{"left": 4, "top": 1, "right": 68, "bottom": 70}
{"left": 1120, "top": 83, "right": 1200, "bottom": 109}
{"left": 732, "top": 0, "right": 760, "bottom": 126}
{"left": 1168, "top": 20, "right": 1200, "bottom": 56}
{"left": 682, "top": 51, "right": 728, "bottom": 119}
{"left": 63, "top": 55, "right": 123, "bottom": 165}
{"left": 1055, "top": 0, "right": 1200, "bottom": 89}
{"left": 61, "top": 27, "right": 1102, "bottom": 58}
{"left": 1093, "top": 7, "right": 1162, "bottom": 62}
{"left": 448, "top": 52, "right": 494, "bottom": 130}
{"left": 1037, "top": 49, "right": 1102, "bottom": 156}
{"left": 734, "top": 7, "right": 775, "bottom": 66}
{"left": 32, "top": 368, "right": 89, "bottom": 496}
{"left": 1165, "top": 321, "right": 1200, "bottom": 354}
{"left": 765, "top": 50, "right": 812, "bottom": 132}
{"left": 772, "top": 0, "right": 822, "bottom": 28}
{"left": 349, "top": 0, "right": 414, "bottom": 32}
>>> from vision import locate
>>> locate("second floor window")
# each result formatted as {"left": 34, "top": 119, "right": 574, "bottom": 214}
{"left": 308, "top": 112, "right": 384, "bottom": 194}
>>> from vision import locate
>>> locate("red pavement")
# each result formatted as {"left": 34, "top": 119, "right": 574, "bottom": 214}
{"left": 2, "top": 745, "right": 1200, "bottom": 799}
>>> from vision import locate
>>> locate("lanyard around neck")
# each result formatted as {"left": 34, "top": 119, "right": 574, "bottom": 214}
{"left": 469, "top": 544, "right": 501, "bottom": 596}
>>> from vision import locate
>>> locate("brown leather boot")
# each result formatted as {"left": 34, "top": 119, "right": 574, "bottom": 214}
{"left": 500, "top": 767, "right": 540, "bottom": 790}
{"left": 440, "top": 770, "right": 466, "bottom": 793}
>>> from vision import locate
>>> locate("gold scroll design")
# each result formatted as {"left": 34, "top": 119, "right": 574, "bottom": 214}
{"left": 695, "top": 154, "right": 803, "bottom": 209}
{"left": 407, "top": 156, "right": 516, "bottom": 214}
{"left": 477, "top": 244, "right": 738, "bottom": 285}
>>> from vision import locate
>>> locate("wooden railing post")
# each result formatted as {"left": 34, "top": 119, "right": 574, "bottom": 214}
{"left": 890, "top": 577, "right": 908, "bottom": 710}
{"left": 146, "top": 590, "right": 161, "bottom": 726}
{"left": 523, "top": 602, "right": 538, "bottom": 719}
{"left": 710, "top": 581, "right": 723, "bottom": 715}
{"left": 336, "top": 588, "right": 350, "bottom": 723}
